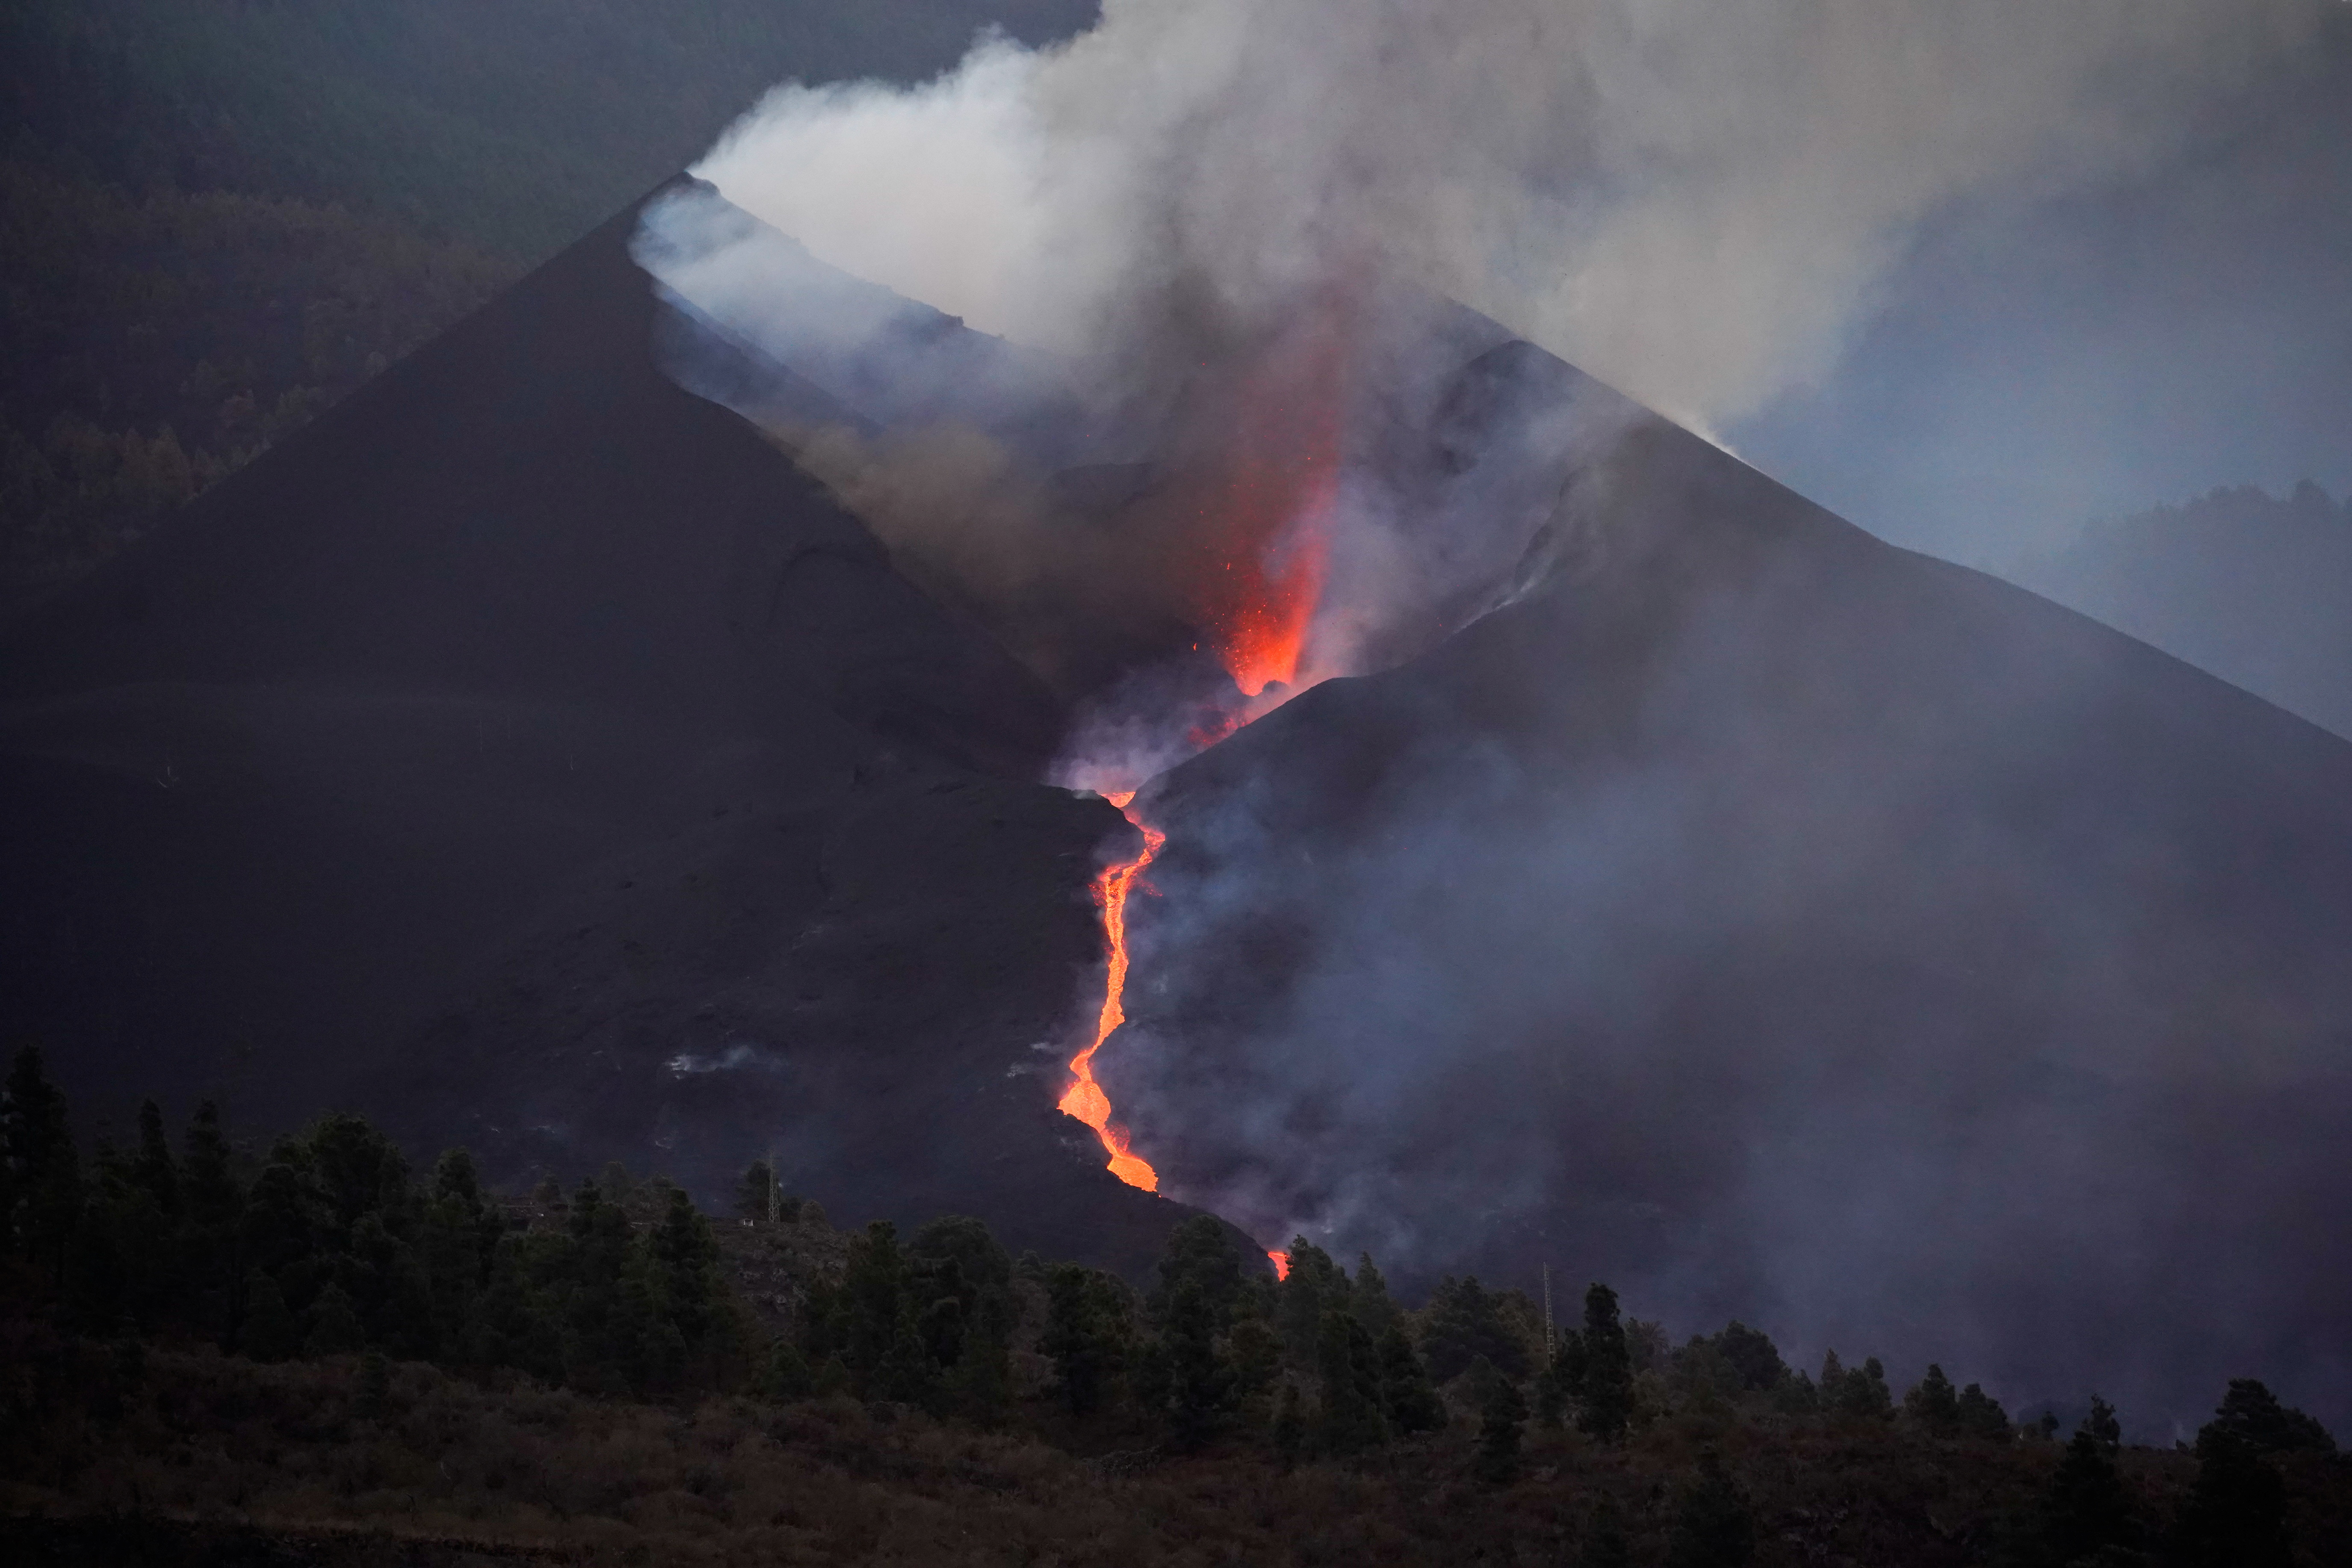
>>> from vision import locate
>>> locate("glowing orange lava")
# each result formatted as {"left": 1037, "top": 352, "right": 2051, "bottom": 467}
{"left": 1269, "top": 1250, "right": 1291, "bottom": 1281}
{"left": 1057, "top": 295, "right": 1355, "bottom": 1203}
{"left": 1184, "top": 328, "right": 1348, "bottom": 698}
{"left": 1059, "top": 790, "right": 1167, "bottom": 1191}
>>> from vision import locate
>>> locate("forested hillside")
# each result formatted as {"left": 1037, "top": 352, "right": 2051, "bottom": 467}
{"left": 2020, "top": 483, "right": 2352, "bottom": 740}
{"left": 4, "top": 1047, "right": 2346, "bottom": 1566}
{"left": 0, "top": 0, "right": 1098, "bottom": 591}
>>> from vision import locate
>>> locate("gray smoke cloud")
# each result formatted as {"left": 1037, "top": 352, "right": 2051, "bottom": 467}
{"left": 688, "top": 0, "right": 2314, "bottom": 437}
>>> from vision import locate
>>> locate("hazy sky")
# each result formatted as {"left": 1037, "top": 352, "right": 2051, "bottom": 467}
{"left": 1730, "top": 11, "right": 2352, "bottom": 570}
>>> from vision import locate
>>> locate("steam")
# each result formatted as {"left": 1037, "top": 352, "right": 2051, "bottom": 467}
{"left": 689, "top": 0, "right": 2313, "bottom": 435}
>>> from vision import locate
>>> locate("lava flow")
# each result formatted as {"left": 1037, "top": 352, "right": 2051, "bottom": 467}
{"left": 1058, "top": 789, "right": 1167, "bottom": 1191}
{"left": 1058, "top": 300, "right": 1353, "bottom": 1224}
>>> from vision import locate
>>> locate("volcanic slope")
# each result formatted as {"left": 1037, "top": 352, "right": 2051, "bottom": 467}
{"left": 1118, "top": 342, "right": 2352, "bottom": 1432}
{"left": 0, "top": 182, "right": 1211, "bottom": 1278}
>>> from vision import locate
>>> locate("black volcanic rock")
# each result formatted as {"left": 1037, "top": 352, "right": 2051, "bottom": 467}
{"left": 0, "top": 183, "right": 1225, "bottom": 1280}
{"left": 1118, "top": 364, "right": 2352, "bottom": 1430}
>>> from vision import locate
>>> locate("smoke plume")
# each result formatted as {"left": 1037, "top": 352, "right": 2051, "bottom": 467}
{"left": 685, "top": 0, "right": 2311, "bottom": 436}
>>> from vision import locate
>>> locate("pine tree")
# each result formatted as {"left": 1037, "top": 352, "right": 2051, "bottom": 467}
{"left": 1166, "top": 1276, "right": 1234, "bottom": 1450}
{"left": 303, "top": 1111, "right": 409, "bottom": 1240}
{"left": 239, "top": 1162, "right": 319, "bottom": 1277}
{"left": 1042, "top": 1263, "right": 1127, "bottom": 1416}
{"left": 761, "top": 1340, "right": 816, "bottom": 1402}
{"left": 1535, "top": 1339, "right": 1569, "bottom": 1429}
{"left": 910, "top": 1215, "right": 1015, "bottom": 1422}
{"left": 2173, "top": 1421, "right": 2292, "bottom": 1568}
{"left": 305, "top": 1281, "right": 367, "bottom": 1355}
{"left": 132, "top": 1099, "right": 179, "bottom": 1218}
{"left": 1713, "top": 1321, "right": 1787, "bottom": 1393}
{"left": 1274, "top": 1237, "right": 1348, "bottom": 1366}
{"left": 1666, "top": 1451, "right": 1755, "bottom": 1568}
{"left": 1474, "top": 1355, "right": 1528, "bottom": 1483}
{"left": 1420, "top": 1274, "right": 1530, "bottom": 1382}
{"left": 1228, "top": 1314, "right": 1283, "bottom": 1405}
{"left": 650, "top": 1186, "right": 725, "bottom": 1357}
{"left": 1956, "top": 1381, "right": 2010, "bottom": 1440}
{"left": 1832, "top": 1355, "right": 1893, "bottom": 1418}
{"left": 1577, "top": 1282, "right": 1633, "bottom": 1442}
{"left": 1351, "top": 1252, "right": 1398, "bottom": 1341}
{"left": 181, "top": 1101, "right": 241, "bottom": 1229}
{"left": 561, "top": 1180, "right": 642, "bottom": 1394}
{"left": 1904, "top": 1363, "right": 1961, "bottom": 1435}
{"left": 735, "top": 1160, "right": 775, "bottom": 1222}
{"left": 420, "top": 1149, "right": 496, "bottom": 1355}
{"left": 841, "top": 1220, "right": 911, "bottom": 1394}
{"left": 2207, "top": 1378, "right": 2336, "bottom": 1456}
{"left": 239, "top": 1270, "right": 301, "bottom": 1361}
{"left": 1273, "top": 1382, "right": 1306, "bottom": 1470}
{"left": 3, "top": 1045, "right": 82, "bottom": 1283}
{"left": 1312, "top": 1307, "right": 1388, "bottom": 1456}
{"left": 1379, "top": 1323, "right": 1446, "bottom": 1435}
{"left": 2042, "top": 1396, "right": 2136, "bottom": 1564}
{"left": 1154, "top": 1214, "right": 1246, "bottom": 1326}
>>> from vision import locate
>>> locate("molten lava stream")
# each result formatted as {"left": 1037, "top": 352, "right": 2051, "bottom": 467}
{"left": 1059, "top": 790, "right": 1167, "bottom": 1191}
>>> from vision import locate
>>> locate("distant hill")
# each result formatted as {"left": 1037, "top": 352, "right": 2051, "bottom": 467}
{"left": 1, "top": 0, "right": 1099, "bottom": 587}
{"left": 2018, "top": 482, "right": 2352, "bottom": 739}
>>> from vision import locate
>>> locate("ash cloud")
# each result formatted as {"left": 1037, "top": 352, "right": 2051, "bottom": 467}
{"left": 683, "top": 0, "right": 2314, "bottom": 436}
{"left": 638, "top": 0, "right": 2325, "bottom": 748}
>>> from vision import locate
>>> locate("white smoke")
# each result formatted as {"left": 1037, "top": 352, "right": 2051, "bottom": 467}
{"left": 693, "top": 0, "right": 2316, "bottom": 435}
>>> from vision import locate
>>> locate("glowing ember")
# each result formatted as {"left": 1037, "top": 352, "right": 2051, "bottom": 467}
{"left": 1268, "top": 1249, "right": 1291, "bottom": 1281}
{"left": 1059, "top": 790, "right": 1167, "bottom": 1191}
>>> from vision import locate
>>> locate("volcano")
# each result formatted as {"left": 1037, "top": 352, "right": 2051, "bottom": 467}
{"left": 0, "top": 182, "right": 1215, "bottom": 1276}
{"left": 1118, "top": 345, "right": 2352, "bottom": 1429}
{"left": 5, "top": 182, "right": 2349, "bottom": 1429}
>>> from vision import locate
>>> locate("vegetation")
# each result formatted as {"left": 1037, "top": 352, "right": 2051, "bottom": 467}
{"left": 4, "top": 1045, "right": 2346, "bottom": 1564}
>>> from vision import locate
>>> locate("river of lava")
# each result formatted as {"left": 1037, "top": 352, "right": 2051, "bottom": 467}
{"left": 1059, "top": 303, "right": 1350, "bottom": 1223}
{"left": 1058, "top": 789, "right": 1168, "bottom": 1191}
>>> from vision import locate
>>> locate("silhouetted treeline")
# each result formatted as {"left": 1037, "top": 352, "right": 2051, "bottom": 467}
{"left": 3, "top": 1046, "right": 2339, "bottom": 1564}
{"left": 0, "top": 1047, "right": 742, "bottom": 1399}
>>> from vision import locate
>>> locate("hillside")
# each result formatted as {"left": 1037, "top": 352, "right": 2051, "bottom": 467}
{"left": 0, "top": 0, "right": 1098, "bottom": 586}
{"left": 1, "top": 1066, "right": 2343, "bottom": 1568}
{"left": 1122, "top": 349, "right": 2352, "bottom": 1434}
{"left": 0, "top": 180, "right": 1221, "bottom": 1283}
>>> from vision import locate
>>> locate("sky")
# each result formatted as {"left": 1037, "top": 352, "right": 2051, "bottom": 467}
{"left": 1731, "top": 11, "right": 2352, "bottom": 570}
